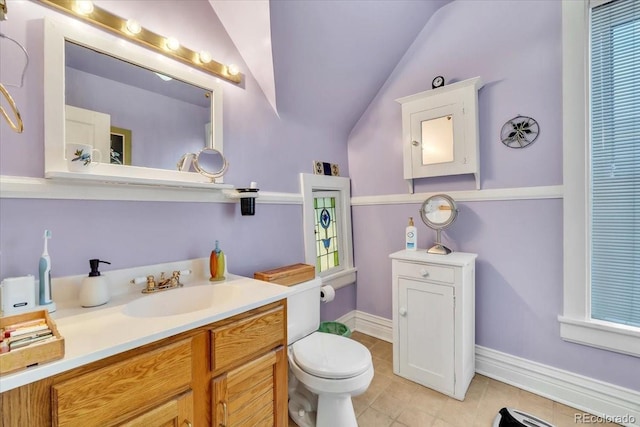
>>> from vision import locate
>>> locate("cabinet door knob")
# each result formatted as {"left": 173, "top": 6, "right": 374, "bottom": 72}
{"left": 399, "top": 307, "right": 407, "bottom": 316}
{"left": 420, "top": 269, "right": 429, "bottom": 277}
{"left": 412, "top": 140, "right": 420, "bottom": 147}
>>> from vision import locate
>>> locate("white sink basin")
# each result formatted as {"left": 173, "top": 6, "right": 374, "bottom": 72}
{"left": 122, "top": 284, "right": 243, "bottom": 318}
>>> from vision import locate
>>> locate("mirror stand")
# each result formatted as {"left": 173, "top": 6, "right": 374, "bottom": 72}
{"left": 427, "top": 230, "right": 452, "bottom": 255}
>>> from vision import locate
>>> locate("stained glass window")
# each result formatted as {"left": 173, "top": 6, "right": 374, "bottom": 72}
{"left": 314, "top": 194, "right": 340, "bottom": 274}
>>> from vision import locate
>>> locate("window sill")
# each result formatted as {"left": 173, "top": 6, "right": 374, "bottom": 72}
{"left": 320, "top": 267, "right": 357, "bottom": 290}
{"left": 558, "top": 315, "right": 640, "bottom": 357}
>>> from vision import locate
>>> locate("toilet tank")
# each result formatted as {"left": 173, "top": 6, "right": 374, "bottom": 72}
{"left": 287, "top": 277, "right": 322, "bottom": 345}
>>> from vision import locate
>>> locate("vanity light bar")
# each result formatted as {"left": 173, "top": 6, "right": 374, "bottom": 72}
{"left": 37, "top": 0, "right": 242, "bottom": 85}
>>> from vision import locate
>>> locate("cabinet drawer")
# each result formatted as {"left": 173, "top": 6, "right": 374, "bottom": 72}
{"left": 211, "top": 305, "right": 285, "bottom": 373}
{"left": 52, "top": 339, "right": 192, "bottom": 427}
{"left": 395, "top": 261, "right": 455, "bottom": 284}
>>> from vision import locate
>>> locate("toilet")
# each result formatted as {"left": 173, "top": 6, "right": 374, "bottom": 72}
{"left": 287, "top": 278, "right": 374, "bottom": 427}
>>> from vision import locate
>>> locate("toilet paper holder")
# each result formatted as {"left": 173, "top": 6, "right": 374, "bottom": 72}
{"left": 320, "top": 285, "right": 335, "bottom": 303}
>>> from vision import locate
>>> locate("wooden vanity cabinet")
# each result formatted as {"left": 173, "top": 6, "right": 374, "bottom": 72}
{"left": 0, "top": 299, "right": 288, "bottom": 427}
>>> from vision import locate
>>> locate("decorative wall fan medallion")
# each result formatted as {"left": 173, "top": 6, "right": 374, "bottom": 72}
{"left": 500, "top": 115, "right": 539, "bottom": 149}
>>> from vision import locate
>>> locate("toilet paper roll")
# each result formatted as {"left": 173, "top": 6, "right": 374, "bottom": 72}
{"left": 320, "top": 285, "right": 335, "bottom": 303}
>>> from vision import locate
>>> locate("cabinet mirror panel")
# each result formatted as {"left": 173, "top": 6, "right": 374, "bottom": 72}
{"left": 420, "top": 115, "right": 454, "bottom": 165}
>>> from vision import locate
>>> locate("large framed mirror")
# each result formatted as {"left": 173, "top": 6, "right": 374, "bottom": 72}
{"left": 43, "top": 17, "right": 229, "bottom": 188}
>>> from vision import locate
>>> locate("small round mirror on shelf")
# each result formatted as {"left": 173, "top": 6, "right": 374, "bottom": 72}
{"left": 192, "top": 148, "right": 228, "bottom": 182}
{"left": 419, "top": 194, "right": 458, "bottom": 254}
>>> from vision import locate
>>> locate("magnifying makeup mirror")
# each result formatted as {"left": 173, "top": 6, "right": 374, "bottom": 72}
{"left": 420, "top": 194, "right": 458, "bottom": 254}
{"left": 178, "top": 148, "right": 228, "bottom": 182}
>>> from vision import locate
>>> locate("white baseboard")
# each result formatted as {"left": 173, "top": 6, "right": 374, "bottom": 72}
{"left": 336, "top": 310, "right": 393, "bottom": 342}
{"left": 476, "top": 346, "right": 639, "bottom": 427}
{"left": 338, "top": 310, "right": 639, "bottom": 427}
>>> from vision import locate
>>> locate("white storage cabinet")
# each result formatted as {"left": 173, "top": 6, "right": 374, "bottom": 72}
{"left": 389, "top": 250, "right": 477, "bottom": 400}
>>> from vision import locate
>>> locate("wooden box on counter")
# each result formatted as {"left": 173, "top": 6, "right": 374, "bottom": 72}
{"left": 254, "top": 263, "right": 315, "bottom": 287}
{"left": 0, "top": 309, "right": 65, "bottom": 375}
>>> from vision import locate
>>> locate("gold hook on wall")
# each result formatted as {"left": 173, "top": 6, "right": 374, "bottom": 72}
{"left": 0, "top": 83, "right": 24, "bottom": 133}
{"left": 0, "top": 31, "right": 29, "bottom": 133}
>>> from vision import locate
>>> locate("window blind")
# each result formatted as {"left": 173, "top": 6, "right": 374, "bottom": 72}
{"left": 590, "top": 0, "right": 640, "bottom": 327}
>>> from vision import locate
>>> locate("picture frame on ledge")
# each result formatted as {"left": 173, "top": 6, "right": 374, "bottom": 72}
{"left": 110, "top": 126, "right": 132, "bottom": 165}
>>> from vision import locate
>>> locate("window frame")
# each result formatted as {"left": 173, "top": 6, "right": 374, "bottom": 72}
{"left": 301, "top": 173, "right": 356, "bottom": 290}
{"left": 559, "top": 0, "right": 640, "bottom": 357}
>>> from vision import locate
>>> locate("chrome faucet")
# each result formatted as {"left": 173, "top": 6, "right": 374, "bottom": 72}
{"left": 131, "top": 269, "right": 191, "bottom": 294}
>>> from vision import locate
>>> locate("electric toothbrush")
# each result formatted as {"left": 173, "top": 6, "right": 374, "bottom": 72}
{"left": 39, "top": 230, "right": 56, "bottom": 313}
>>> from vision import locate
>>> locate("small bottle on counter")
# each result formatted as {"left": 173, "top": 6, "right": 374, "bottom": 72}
{"left": 79, "top": 259, "right": 111, "bottom": 307}
{"left": 405, "top": 217, "right": 417, "bottom": 251}
{"left": 209, "top": 240, "right": 226, "bottom": 282}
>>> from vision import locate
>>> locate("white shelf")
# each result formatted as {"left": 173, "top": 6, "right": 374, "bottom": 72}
{"left": 45, "top": 171, "right": 233, "bottom": 190}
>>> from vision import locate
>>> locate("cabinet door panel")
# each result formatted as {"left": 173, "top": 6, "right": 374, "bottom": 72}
{"left": 211, "top": 306, "right": 284, "bottom": 374}
{"left": 118, "top": 391, "right": 193, "bottom": 427}
{"left": 213, "top": 347, "right": 287, "bottom": 427}
{"left": 398, "top": 278, "right": 454, "bottom": 394}
{"left": 52, "top": 339, "right": 192, "bottom": 427}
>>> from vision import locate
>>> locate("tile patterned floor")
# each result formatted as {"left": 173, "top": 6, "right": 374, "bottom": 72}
{"left": 289, "top": 332, "right": 621, "bottom": 427}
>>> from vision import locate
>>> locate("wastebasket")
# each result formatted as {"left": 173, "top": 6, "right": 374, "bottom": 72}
{"left": 318, "top": 321, "right": 351, "bottom": 337}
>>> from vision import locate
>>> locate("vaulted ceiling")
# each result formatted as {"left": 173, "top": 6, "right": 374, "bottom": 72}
{"left": 211, "top": 0, "right": 450, "bottom": 136}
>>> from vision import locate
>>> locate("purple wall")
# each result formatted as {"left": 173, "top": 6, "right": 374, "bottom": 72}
{"left": 0, "top": 1, "right": 349, "bottom": 318}
{"left": 348, "top": 0, "right": 639, "bottom": 391}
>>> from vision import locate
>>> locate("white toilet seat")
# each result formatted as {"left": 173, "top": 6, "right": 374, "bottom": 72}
{"left": 291, "top": 332, "right": 371, "bottom": 379}
{"left": 288, "top": 349, "right": 374, "bottom": 396}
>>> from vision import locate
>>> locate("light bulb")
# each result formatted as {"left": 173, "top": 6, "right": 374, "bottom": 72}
{"left": 75, "top": 0, "right": 94, "bottom": 15}
{"left": 199, "top": 51, "right": 212, "bottom": 64}
{"left": 126, "top": 19, "right": 141, "bottom": 35}
{"left": 154, "top": 73, "right": 173, "bottom": 82}
{"left": 165, "top": 37, "right": 180, "bottom": 51}
{"left": 227, "top": 64, "right": 240, "bottom": 76}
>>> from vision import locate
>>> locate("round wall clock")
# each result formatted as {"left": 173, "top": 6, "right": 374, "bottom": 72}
{"left": 500, "top": 115, "right": 539, "bottom": 148}
{"left": 432, "top": 75, "right": 445, "bottom": 89}
{"left": 419, "top": 194, "right": 458, "bottom": 254}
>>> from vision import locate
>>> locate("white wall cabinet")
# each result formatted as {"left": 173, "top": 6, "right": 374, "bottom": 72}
{"left": 390, "top": 250, "right": 477, "bottom": 400}
{"left": 396, "top": 77, "right": 483, "bottom": 192}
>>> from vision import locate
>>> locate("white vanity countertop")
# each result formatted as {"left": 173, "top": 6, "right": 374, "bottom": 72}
{"left": 0, "top": 274, "right": 291, "bottom": 392}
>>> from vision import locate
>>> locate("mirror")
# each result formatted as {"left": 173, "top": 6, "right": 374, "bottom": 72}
{"left": 65, "top": 41, "right": 212, "bottom": 170}
{"left": 419, "top": 194, "right": 458, "bottom": 255}
{"left": 193, "top": 148, "right": 228, "bottom": 181}
{"left": 44, "top": 17, "right": 228, "bottom": 188}
{"left": 420, "top": 115, "right": 454, "bottom": 165}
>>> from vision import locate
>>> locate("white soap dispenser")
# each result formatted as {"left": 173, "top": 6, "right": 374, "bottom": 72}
{"left": 406, "top": 217, "right": 417, "bottom": 251}
{"left": 79, "top": 259, "right": 111, "bottom": 307}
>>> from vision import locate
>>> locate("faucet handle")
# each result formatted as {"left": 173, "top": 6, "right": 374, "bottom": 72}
{"left": 145, "top": 275, "right": 156, "bottom": 292}
{"left": 130, "top": 276, "right": 147, "bottom": 285}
